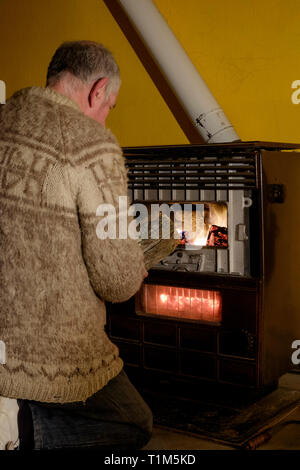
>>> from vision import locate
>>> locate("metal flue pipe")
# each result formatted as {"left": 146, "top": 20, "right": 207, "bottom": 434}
{"left": 118, "top": 0, "right": 240, "bottom": 143}
{"left": 0, "top": 80, "right": 5, "bottom": 104}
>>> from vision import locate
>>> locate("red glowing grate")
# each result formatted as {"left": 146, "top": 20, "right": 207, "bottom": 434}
{"left": 139, "top": 284, "right": 222, "bottom": 322}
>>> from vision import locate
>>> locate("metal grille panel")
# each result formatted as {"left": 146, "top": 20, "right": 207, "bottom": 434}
{"left": 124, "top": 147, "right": 258, "bottom": 193}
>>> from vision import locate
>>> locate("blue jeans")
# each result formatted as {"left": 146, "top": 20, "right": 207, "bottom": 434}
{"left": 18, "top": 370, "right": 153, "bottom": 450}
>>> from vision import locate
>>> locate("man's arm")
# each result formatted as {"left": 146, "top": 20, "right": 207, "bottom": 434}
{"left": 74, "top": 148, "right": 147, "bottom": 303}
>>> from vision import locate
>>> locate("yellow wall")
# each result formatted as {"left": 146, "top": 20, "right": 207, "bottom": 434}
{"left": 0, "top": 0, "right": 300, "bottom": 146}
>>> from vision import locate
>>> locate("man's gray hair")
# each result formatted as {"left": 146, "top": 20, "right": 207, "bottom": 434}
{"left": 46, "top": 40, "right": 121, "bottom": 96}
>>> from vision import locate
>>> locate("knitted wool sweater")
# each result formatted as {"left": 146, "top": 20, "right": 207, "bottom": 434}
{"left": 0, "top": 87, "right": 146, "bottom": 403}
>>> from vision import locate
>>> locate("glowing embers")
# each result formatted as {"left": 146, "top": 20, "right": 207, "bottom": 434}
{"left": 139, "top": 284, "right": 222, "bottom": 322}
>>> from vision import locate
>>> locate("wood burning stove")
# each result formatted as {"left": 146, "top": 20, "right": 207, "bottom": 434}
{"left": 106, "top": 141, "right": 300, "bottom": 399}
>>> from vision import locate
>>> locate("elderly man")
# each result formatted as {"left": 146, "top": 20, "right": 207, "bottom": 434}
{"left": 0, "top": 40, "right": 152, "bottom": 450}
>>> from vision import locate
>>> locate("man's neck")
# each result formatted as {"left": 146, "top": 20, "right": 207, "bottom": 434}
{"left": 47, "top": 77, "right": 89, "bottom": 115}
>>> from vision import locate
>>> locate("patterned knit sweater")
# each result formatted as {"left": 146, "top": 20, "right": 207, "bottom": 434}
{"left": 0, "top": 87, "right": 147, "bottom": 403}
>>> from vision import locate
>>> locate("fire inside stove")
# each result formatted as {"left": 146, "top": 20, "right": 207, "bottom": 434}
{"left": 138, "top": 284, "right": 222, "bottom": 322}
{"left": 178, "top": 202, "right": 228, "bottom": 248}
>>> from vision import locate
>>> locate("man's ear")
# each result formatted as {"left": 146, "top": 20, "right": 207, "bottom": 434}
{"left": 88, "top": 77, "right": 109, "bottom": 108}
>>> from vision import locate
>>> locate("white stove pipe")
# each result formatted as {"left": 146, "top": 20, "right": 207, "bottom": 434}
{"left": 0, "top": 80, "right": 6, "bottom": 104}
{"left": 118, "top": 0, "right": 239, "bottom": 143}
